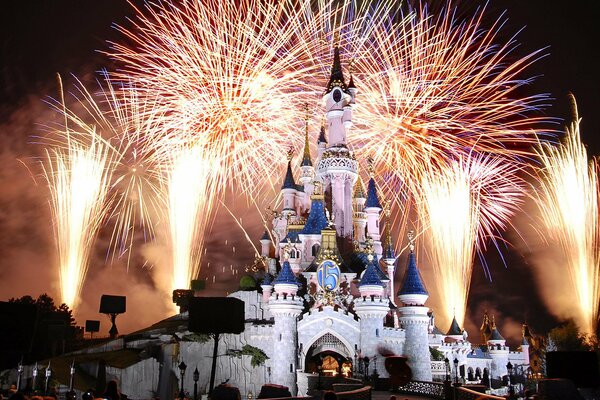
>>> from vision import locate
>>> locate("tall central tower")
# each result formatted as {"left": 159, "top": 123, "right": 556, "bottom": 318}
{"left": 316, "top": 46, "right": 358, "bottom": 244}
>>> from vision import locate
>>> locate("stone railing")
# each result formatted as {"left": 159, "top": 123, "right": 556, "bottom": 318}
{"left": 398, "top": 381, "right": 445, "bottom": 399}
{"left": 455, "top": 386, "right": 505, "bottom": 400}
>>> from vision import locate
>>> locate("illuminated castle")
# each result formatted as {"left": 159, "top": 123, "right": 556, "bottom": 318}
{"left": 9, "top": 47, "right": 533, "bottom": 399}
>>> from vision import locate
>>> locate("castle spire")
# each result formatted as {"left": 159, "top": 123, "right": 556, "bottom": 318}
{"left": 301, "top": 104, "right": 312, "bottom": 167}
{"left": 383, "top": 202, "right": 395, "bottom": 260}
{"left": 397, "top": 232, "right": 428, "bottom": 306}
{"left": 281, "top": 149, "right": 296, "bottom": 190}
{"left": 326, "top": 44, "right": 347, "bottom": 93}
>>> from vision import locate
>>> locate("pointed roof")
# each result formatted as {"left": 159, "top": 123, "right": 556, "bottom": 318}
{"left": 348, "top": 74, "right": 356, "bottom": 90}
{"left": 273, "top": 261, "right": 298, "bottom": 286}
{"left": 262, "top": 274, "right": 272, "bottom": 285}
{"left": 521, "top": 336, "right": 529, "bottom": 346}
{"left": 365, "top": 177, "right": 382, "bottom": 209}
{"left": 301, "top": 119, "right": 312, "bottom": 167}
{"left": 281, "top": 160, "right": 296, "bottom": 190}
{"left": 489, "top": 327, "right": 505, "bottom": 341}
{"left": 317, "top": 124, "right": 327, "bottom": 144}
{"left": 356, "top": 252, "right": 388, "bottom": 280}
{"left": 280, "top": 227, "right": 301, "bottom": 244}
{"left": 353, "top": 176, "right": 366, "bottom": 199}
{"left": 260, "top": 231, "right": 270, "bottom": 241}
{"left": 326, "top": 46, "right": 347, "bottom": 93}
{"left": 398, "top": 250, "right": 428, "bottom": 296}
{"left": 300, "top": 196, "right": 328, "bottom": 235}
{"left": 358, "top": 255, "right": 384, "bottom": 287}
{"left": 446, "top": 316, "right": 463, "bottom": 336}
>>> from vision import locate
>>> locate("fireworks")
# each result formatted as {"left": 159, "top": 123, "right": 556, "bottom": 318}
{"left": 535, "top": 97, "right": 600, "bottom": 335}
{"left": 165, "top": 144, "right": 218, "bottom": 290}
{"left": 352, "top": 3, "right": 549, "bottom": 196}
{"left": 419, "top": 154, "right": 524, "bottom": 328}
{"left": 42, "top": 128, "right": 114, "bottom": 309}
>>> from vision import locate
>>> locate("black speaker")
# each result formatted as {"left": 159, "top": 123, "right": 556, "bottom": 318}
{"left": 85, "top": 320, "right": 100, "bottom": 333}
{"left": 188, "top": 297, "right": 245, "bottom": 334}
{"left": 547, "top": 351, "right": 600, "bottom": 387}
{"left": 99, "top": 295, "right": 126, "bottom": 314}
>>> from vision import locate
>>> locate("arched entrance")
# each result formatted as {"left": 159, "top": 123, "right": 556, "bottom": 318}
{"left": 303, "top": 333, "right": 353, "bottom": 377}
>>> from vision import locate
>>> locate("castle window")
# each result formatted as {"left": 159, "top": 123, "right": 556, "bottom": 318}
{"left": 376, "top": 328, "right": 379, "bottom": 337}
{"left": 290, "top": 364, "right": 294, "bottom": 373}
{"left": 279, "top": 333, "right": 282, "bottom": 341}
{"left": 312, "top": 243, "right": 320, "bottom": 257}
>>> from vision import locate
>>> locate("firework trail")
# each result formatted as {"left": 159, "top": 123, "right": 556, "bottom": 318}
{"left": 419, "top": 154, "right": 524, "bottom": 328}
{"left": 535, "top": 97, "right": 600, "bottom": 335}
{"left": 44, "top": 75, "right": 165, "bottom": 266}
{"left": 42, "top": 121, "right": 114, "bottom": 309}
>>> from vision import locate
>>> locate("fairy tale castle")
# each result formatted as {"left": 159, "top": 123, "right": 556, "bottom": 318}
{"left": 4, "top": 48, "right": 534, "bottom": 399}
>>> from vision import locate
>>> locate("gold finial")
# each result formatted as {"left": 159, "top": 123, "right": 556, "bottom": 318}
{"left": 349, "top": 58, "right": 355, "bottom": 76}
{"left": 303, "top": 104, "right": 311, "bottom": 161}
{"left": 334, "top": 30, "right": 341, "bottom": 47}
{"left": 365, "top": 236, "right": 374, "bottom": 255}
{"left": 367, "top": 157, "right": 375, "bottom": 177}
{"left": 313, "top": 180, "right": 323, "bottom": 196}
{"left": 383, "top": 200, "right": 391, "bottom": 218}
{"left": 407, "top": 230, "right": 415, "bottom": 252}
{"left": 287, "top": 147, "right": 294, "bottom": 162}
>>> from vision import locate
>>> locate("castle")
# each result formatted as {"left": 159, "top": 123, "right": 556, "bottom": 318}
{"left": 3, "top": 47, "right": 534, "bottom": 399}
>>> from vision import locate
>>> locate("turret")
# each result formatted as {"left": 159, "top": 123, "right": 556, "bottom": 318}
{"left": 354, "top": 248, "right": 389, "bottom": 378}
{"left": 364, "top": 165, "right": 382, "bottom": 258}
{"left": 358, "top": 253, "right": 385, "bottom": 297}
{"left": 317, "top": 123, "right": 327, "bottom": 160}
{"left": 323, "top": 45, "right": 351, "bottom": 147}
{"left": 487, "top": 315, "right": 509, "bottom": 380}
{"left": 260, "top": 231, "right": 272, "bottom": 258}
{"left": 281, "top": 152, "right": 297, "bottom": 218}
{"left": 299, "top": 109, "right": 315, "bottom": 205}
{"left": 446, "top": 316, "right": 464, "bottom": 341}
{"left": 520, "top": 324, "right": 530, "bottom": 365}
{"left": 353, "top": 176, "right": 367, "bottom": 243}
{"left": 298, "top": 186, "right": 328, "bottom": 268}
{"left": 397, "top": 233, "right": 432, "bottom": 381}
{"left": 381, "top": 206, "right": 397, "bottom": 305}
{"left": 269, "top": 253, "right": 303, "bottom": 395}
{"left": 261, "top": 273, "right": 273, "bottom": 303}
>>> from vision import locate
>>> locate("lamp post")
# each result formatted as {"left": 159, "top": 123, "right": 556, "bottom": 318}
{"left": 69, "top": 360, "right": 75, "bottom": 391}
{"left": 193, "top": 366, "right": 199, "bottom": 400}
{"left": 453, "top": 358, "right": 459, "bottom": 386}
{"left": 506, "top": 361, "right": 514, "bottom": 398}
{"left": 16, "top": 361, "right": 23, "bottom": 392}
{"left": 32, "top": 362, "right": 38, "bottom": 393}
{"left": 363, "top": 357, "right": 370, "bottom": 378}
{"left": 444, "top": 358, "right": 450, "bottom": 381}
{"left": 178, "top": 360, "right": 187, "bottom": 400}
{"left": 44, "top": 362, "right": 51, "bottom": 395}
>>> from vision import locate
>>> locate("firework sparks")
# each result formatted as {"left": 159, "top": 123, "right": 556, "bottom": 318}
{"left": 165, "top": 143, "right": 219, "bottom": 290}
{"left": 42, "top": 129, "right": 114, "bottom": 309}
{"left": 419, "top": 154, "right": 524, "bottom": 328}
{"left": 535, "top": 98, "right": 600, "bottom": 335}
{"left": 352, "top": 3, "right": 549, "bottom": 198}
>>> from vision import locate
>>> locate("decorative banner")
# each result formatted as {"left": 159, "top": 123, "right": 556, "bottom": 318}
{"left": 317, "top": 260, "right": 341, "bottom": 292}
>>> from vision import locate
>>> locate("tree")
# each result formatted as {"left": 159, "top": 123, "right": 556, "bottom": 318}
{"left": 548, "top": 320, "right": 598, "bottom": 352}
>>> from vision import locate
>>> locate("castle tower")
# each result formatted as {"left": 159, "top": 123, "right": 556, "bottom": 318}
{"left": 365, "top": 168, "right": 383, "bottom": 258}
{"left": 299, "top": 110, "right": 315, "bottom": 210}
{"left": 354, "top": 252, "right": 389, "bottom": 378}
{"left": 487, "top": 316, "right": 509, "bottom": 380}
{"left": 298, "top": 187, "right": 329, "bottom": 268}
{"left": 353, "top": 176, "right": 367, "bottom": 243}
{"left": 446, "top": 316, "right": 464, "bottom": 341}
{"left": 260, "top": 231, "right": 272, "bottom": 258}
{"left": 480, "top": 310, "right": 492, "bottom": 343}
{"left": 381, "top": 205, "right": 397, "bottom": 304}
{"left": 281, "top": 152, "right": 298, "bottom": 219}
{"left": 269, "top": 259, "right": 304, "bottom": 395}
{"left": 397, "top": 234, "right": 432, "bottom": 381}
{"left": 316, "top": 46, "right": 358, "bottom": 241}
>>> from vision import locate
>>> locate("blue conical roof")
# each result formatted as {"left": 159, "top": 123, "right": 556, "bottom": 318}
{"left": 358, "top": 256, "right": 384, "bottom": 287}
{"left": 356, "top": 252, "right": 388, "bottom": 280}
{"left": 446, "top": 316, "right": 462, "bottom": 335}
{"left": 281, "top": 161, "right": 296, "bottom": 190}
{"left": 490, "top": 327, "right": 504, "bottom": 341}
{"left": 279, "top": 228, "right": 301, "bottom": 244}
{"left": 365, "top": 177, "right": 382, "bottom": 209}
{"left": 260, "top": 231, "right": 270, "bottom": 241}
{"left": 262, "top": 274, "right": 272, "bottom": 285}
{"left": 300, "top": 197, "right": 328, "bottom": 235}
{"left": 317, "top": 125, "right": 327, "bottom": 144}
{"left": 325, "top": 46, "right": 347, "bottom": 93}
{"left": 273, "top": 261, "right": 298, "bottom": 285}
{"left": 398, "top": 251, "right": 428, "bottom": 296}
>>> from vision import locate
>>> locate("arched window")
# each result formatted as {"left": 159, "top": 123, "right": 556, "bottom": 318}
{"left": 312, "top": 243, "right": 321, "bottom": 257}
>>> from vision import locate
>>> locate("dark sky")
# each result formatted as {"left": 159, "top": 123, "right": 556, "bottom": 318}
{"left": 0, "top": 1, "right": 599, "bottom": 341}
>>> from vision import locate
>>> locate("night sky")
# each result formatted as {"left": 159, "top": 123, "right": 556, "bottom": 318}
{"left": 0, "top": 1, "right": 599, "bottom": 342}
